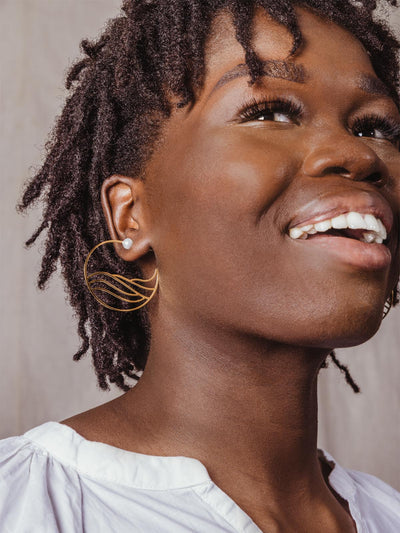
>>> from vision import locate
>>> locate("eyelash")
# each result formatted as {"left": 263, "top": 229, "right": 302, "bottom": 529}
{"left": 237, "top": 97, "right": 400, "bottom": 148}
{"left": 238, "top": 97, "right": 303, "bottom": 124}
{"left": 352, "top": 114, "right": 400, "bottom": 147}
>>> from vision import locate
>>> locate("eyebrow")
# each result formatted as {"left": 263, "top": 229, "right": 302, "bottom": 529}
{"left": 208, "top": 59, "right": 307, "bottom": 97}
{"left": 355, "top": 73, "right": 392, "bottom": 98}
{"left": 207, "top": 60, "right": 393, "bottom": 100}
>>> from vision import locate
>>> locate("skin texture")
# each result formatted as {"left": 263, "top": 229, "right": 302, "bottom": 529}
{"left": 62, "top": 7, "right": 400, "bottom": 532}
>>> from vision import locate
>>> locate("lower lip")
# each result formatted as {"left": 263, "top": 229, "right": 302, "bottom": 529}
{"left": 291, "top": 234, "right": 392, "bottom": 271}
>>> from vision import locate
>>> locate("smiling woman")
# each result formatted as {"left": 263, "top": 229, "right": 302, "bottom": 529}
{"left": 1, "top": 1, "right": 400, "bottom": 532}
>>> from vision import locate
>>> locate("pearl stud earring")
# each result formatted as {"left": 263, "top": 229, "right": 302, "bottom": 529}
{"left": 122, "top": 237, "right": 133, "bottom": 250}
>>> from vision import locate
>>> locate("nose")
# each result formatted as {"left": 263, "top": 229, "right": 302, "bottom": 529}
{"left": 302, "top": 133, "right": 390, "bottom": 187}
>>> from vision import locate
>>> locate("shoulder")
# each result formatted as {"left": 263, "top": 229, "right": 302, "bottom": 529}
{"left": 348, "top": 468, "right": 400, "bottom": 532}
{"left": 0, "top": 421, "right": 214, "bottom": 533}
{"left": 321, "top": 449, "right": 400, "bottom": 532}
{"left": 345, "top": 467, "right": 400, "bottom": 511}
{"left": 0, "top": 423, "right": 82, "bottom": 532}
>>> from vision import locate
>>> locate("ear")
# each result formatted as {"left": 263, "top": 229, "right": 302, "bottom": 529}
{"left": 101, "top": 175, "right": 152, "bottom": 262}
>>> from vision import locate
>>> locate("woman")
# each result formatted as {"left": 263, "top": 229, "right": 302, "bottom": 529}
{"left": 1, "top": 0, "right": 400, "bottom": 531}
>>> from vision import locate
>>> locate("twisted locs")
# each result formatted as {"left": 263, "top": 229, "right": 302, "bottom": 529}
{"left": 382, "top": 289, "right": 396, "bottom": 319}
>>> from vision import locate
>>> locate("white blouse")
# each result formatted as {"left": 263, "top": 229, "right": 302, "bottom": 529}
{"left": 0, "top": 421, "right": 399, "bottom": 532}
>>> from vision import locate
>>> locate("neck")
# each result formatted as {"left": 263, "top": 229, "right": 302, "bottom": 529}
{"left": 112, "top": 311, "right": 330, "bottom": 501}
{"left": 64, "top": 309, "right": 356, "bottom": 530}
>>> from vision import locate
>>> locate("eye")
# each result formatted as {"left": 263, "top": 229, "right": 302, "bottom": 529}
{"left": 352, "top": 114, "right": 400, "bottom": 149}
{"left": 237, "top": 97, "right": 303, "bottom": 125}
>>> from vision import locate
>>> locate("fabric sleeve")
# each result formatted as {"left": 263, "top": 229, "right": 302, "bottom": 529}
{"left": 347, "top": 468, "right": 400, "bottom": 532}
{"left": 0, "top": 435, "right": 82, "bottom": 533}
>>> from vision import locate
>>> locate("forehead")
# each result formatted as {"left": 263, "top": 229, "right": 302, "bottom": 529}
{"left": 203, "top": 6, "right": 375, "bottom": 88}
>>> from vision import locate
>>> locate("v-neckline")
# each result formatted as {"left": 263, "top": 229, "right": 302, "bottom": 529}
{"left": 23, "top": 421, "right": 361, "bottom": 532}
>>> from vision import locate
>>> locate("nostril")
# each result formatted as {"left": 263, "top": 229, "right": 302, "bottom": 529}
{"left": 363, "top": 172, "right": 386, "bottom": 186}
{"left": 366, "top": 172, "right": 384, "bottom": 185}
{"left": 322, "top": 166, "right": 351, "bottom": 178}
{"left": 322, "top": 167, "right": 385, "bottom": 185}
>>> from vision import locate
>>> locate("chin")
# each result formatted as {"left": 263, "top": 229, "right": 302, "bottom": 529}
{"left": 265, "top": 301, "right": 385, "bottom": 350}
{"left": 320, "top": 305, "right": 384, "bottom": 349}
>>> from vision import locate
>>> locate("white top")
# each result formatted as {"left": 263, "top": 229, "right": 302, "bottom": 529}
{"left": 0, "top": 422, "right": 399, "bottom": 532}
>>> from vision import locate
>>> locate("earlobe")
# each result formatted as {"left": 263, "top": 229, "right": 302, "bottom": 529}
{"left": 100, "top": 175, "right": 151, "bottom": 262}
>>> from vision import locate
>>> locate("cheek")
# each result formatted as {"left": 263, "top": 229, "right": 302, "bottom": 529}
{"left": 150, "top": 125, "right": 301, "bottom": 276}
{"left": 155, "top": 125, "right": 298, "bottom": 231}
{"left": 147, "top": 124, "right": 301, "bottom": 317}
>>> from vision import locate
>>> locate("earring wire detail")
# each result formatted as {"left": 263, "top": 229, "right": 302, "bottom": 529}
{"left": 382, "top": 289, "right": 395, "bottom": 320}
{"left": 83, "top": 239, "right": 159, "bottom": 312}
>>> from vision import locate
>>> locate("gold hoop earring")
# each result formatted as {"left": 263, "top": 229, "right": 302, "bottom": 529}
{"left": 382, "top": 289, "right": 395, "bottom": 320}
{"left": 83, "top": 239, "right": 159, "bottom": 312}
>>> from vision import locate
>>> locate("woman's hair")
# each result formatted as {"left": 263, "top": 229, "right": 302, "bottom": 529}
{"left": 18, "top": 0, "right": 400, "bottom": 392}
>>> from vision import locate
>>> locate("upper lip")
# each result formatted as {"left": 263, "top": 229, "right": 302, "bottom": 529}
{"left": 288, "top": 190, "right": 394, "bottom": 238}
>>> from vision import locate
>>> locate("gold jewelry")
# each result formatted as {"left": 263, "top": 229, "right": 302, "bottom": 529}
{"left": 83, "top": 239, "right": 159, "bottom": 312}
{"left": 382, "top": 289, "right": 395, "bottom": 319}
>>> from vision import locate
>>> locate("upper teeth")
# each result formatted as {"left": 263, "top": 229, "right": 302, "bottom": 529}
{"left": 289, "top": 212, "right": 387, "bottom": 244}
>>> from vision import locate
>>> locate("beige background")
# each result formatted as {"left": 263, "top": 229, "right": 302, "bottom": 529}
{"left": 1, "top": 0, "right": 399, "bottom": 490}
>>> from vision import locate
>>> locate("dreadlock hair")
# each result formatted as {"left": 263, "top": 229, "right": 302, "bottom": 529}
{"left": 18, "top": 0, "right": 400, "bottom": 393}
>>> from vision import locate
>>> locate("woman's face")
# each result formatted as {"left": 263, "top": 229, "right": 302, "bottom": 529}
{"left": 142, "top": 6, "right": 400, "bottom": 349}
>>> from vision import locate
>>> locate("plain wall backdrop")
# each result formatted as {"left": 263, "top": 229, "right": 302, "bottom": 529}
{"left": 1, "top": 0, "right": 399, "bottom": 490}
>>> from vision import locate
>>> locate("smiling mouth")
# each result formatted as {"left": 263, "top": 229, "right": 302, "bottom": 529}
{"left": 287, "top": 220, "right": 392, "bottom": 271}
{"left": 288, "top": 211, "right": 388, "bottom": 245}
